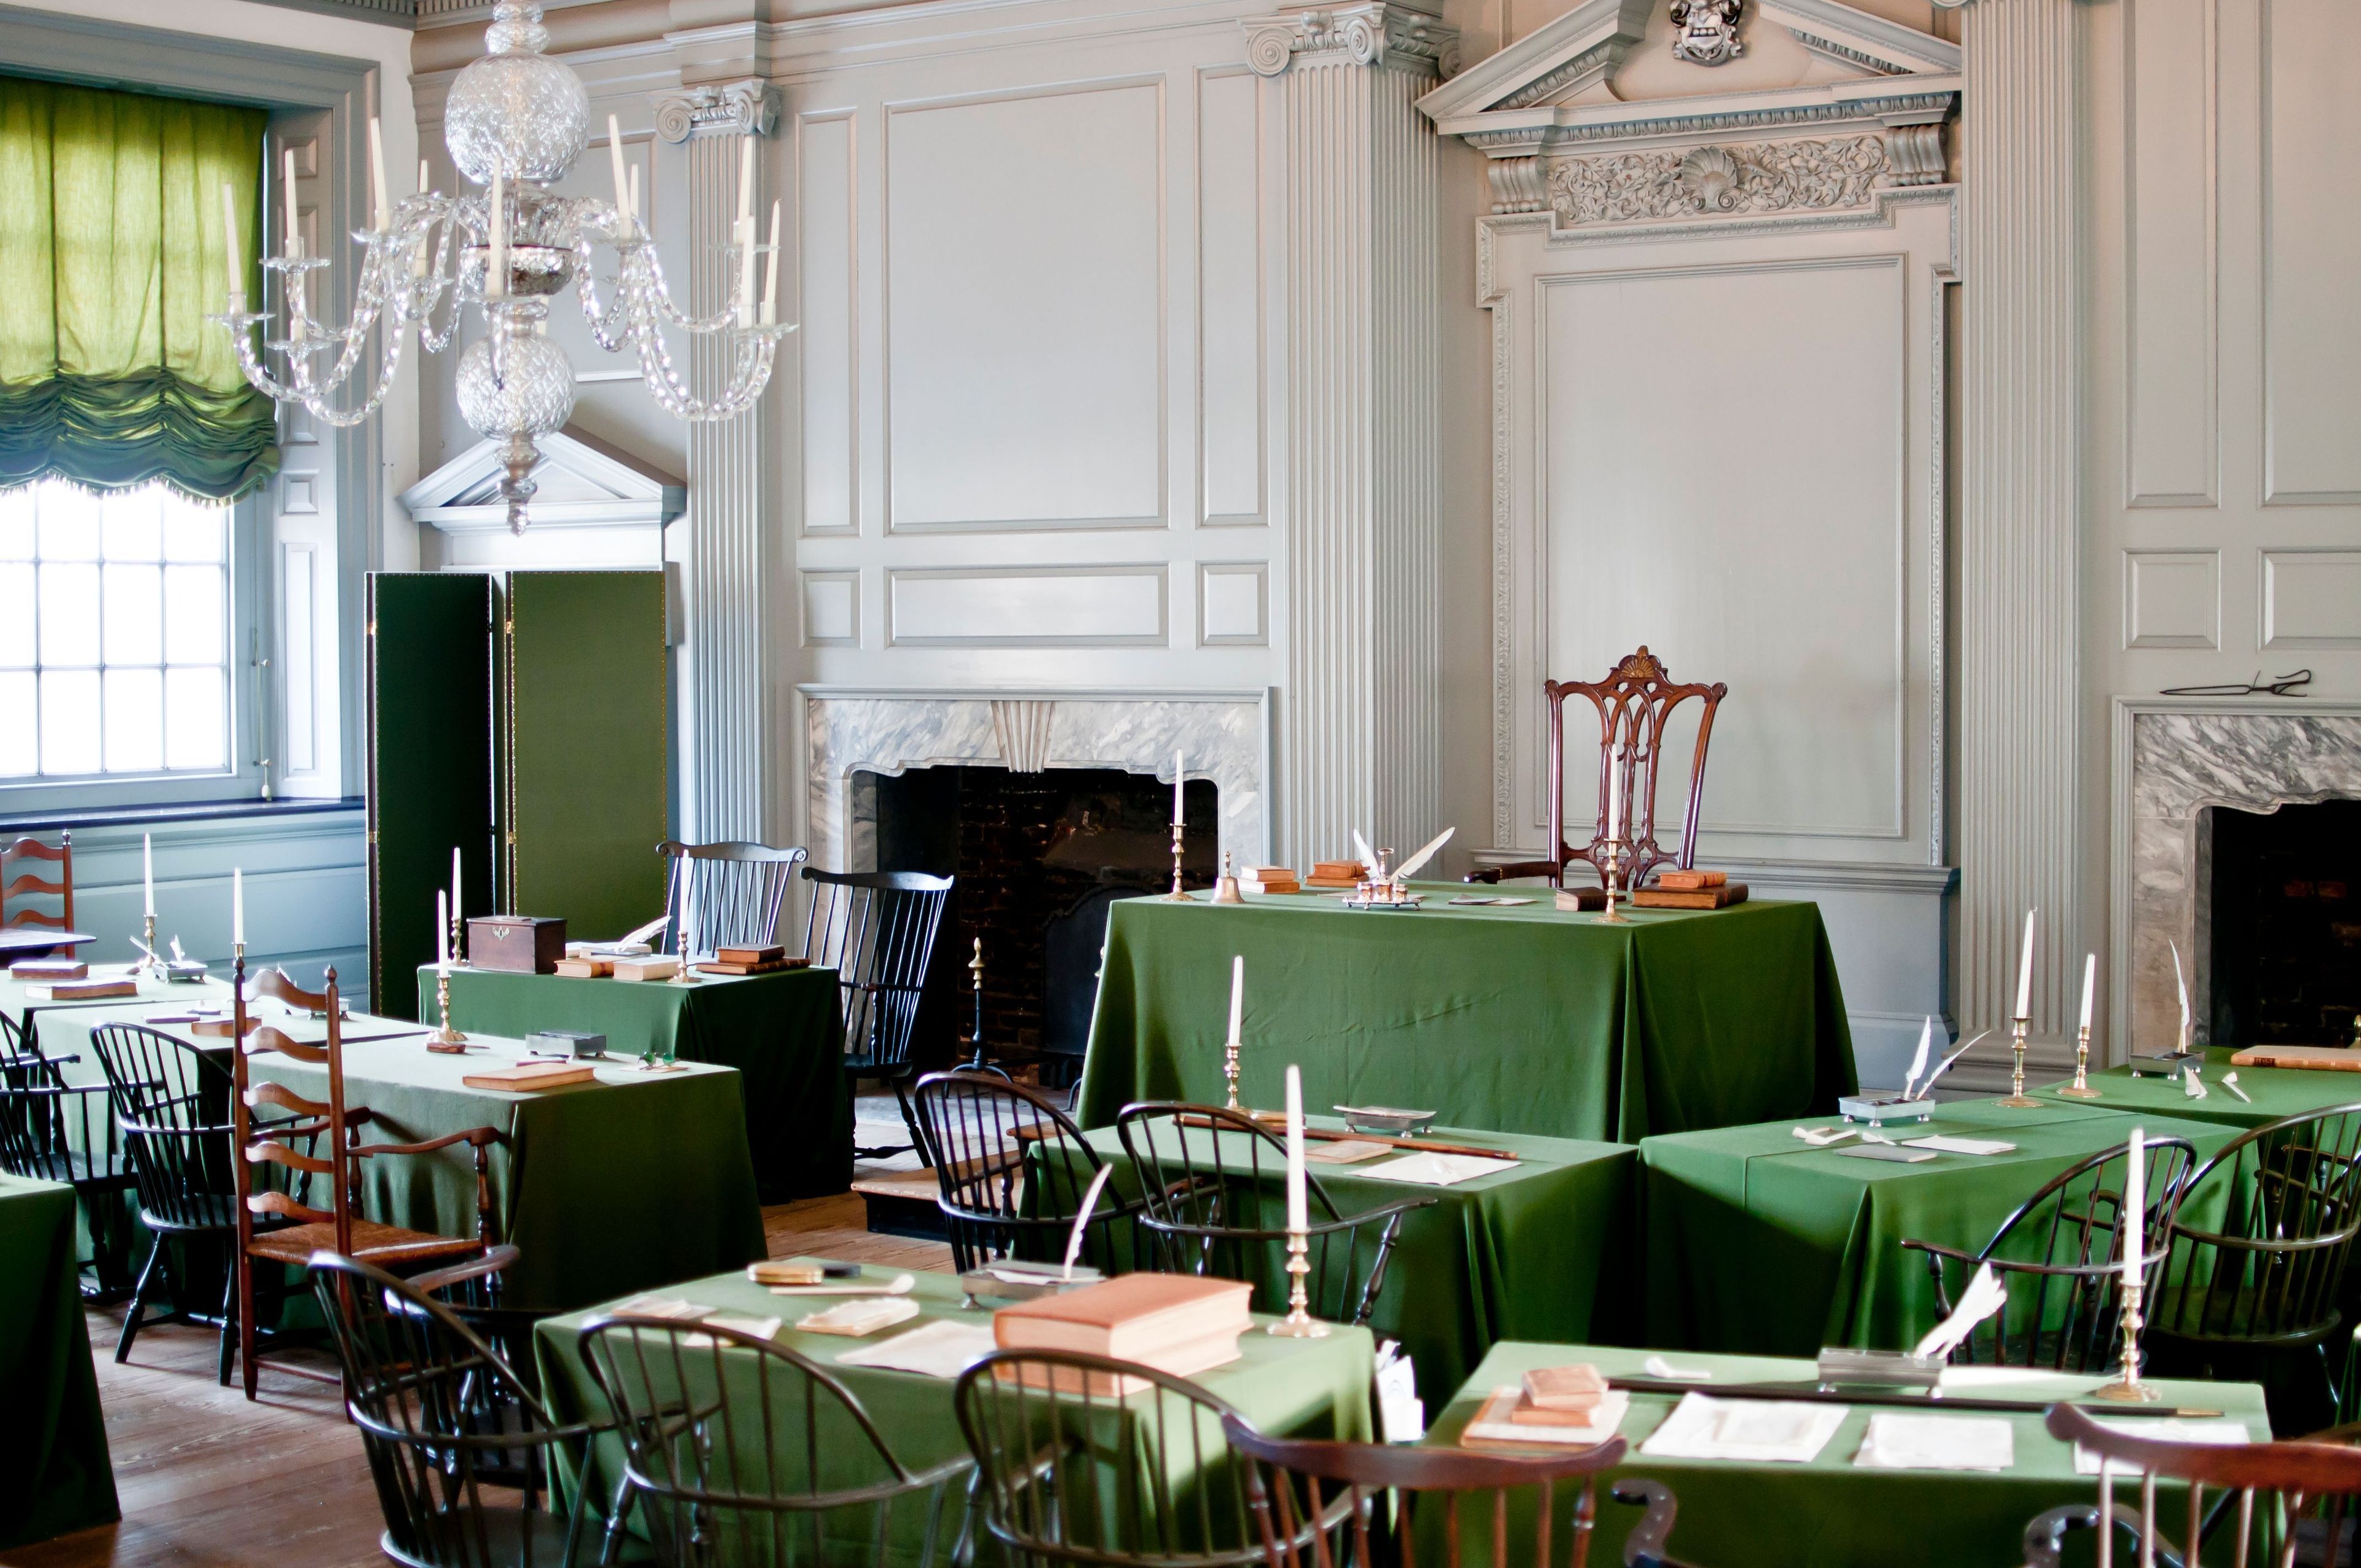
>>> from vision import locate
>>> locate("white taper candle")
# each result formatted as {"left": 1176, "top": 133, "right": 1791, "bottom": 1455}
{"left": 367, "top": 117, "right": 389, "bottom": 232}
{"left": 282, "top": 149, "right": 299, "bottom": 251}
{"left": 232, "top": 868, "right": 244, "bottom": 949}
{"left": 2123, "top": 1125, "right": 2145, "bottom": 1283}
{"left": 737, "top": 133, "right": 755, "bottom": 223}
{"left": 1227, "top": 956, "right": 1243, "bottom": 1047}
{"left": 1284, "top": 1064, "right": 1307, "bottom": 1233}
{"left": 2079, "top": 952, "right": 2097, "bottom": 1033}
{"left": 1173, "top": 749, "right": 1185, "bottom": 828}
{"left": 2015, "top": 909, "right": 2036, "bottom": 1021}
{"left": 143, "top": 833, "right": 154, "bottom": 919}
{"left": 451, "top": 847, "right": 462, "bottom": 930}
{"left": 760, "top": 199, "right": 781, "bottom": 326}
{"left": 607, "top": 114, "right": 631, "bottom": 232}
{"left": 486, "top": 172, "right": 507, "bottom": 300}
{"left": 437, "top": 889, "right": 449, "bottom": 968}
{"left": 1607, "top": 748, "right": 1624, "bottom": 841}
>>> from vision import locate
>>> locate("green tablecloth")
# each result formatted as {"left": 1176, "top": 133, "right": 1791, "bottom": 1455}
{"left": 1062, "top": 1120, "right": 1636, "bottom": 1407}
{"left": 0, "top": 1175, "right": 118, "bottom": 1550}
{"left": 1078, "top": 892, "right": 1855, "bottom": 1142}
{"left": 1, "top": 959, "right": 231, "bottom": 1039}
{"left": 534, "top": 1261, "right": 1375, "bottom": 1566}
{"left": 38, "top": 1008, "right": 767, "bottom": 1312}
{"left": 1639, "top": 1100, "right": 2241, "bottom": 1356}
{"left": 1426, "top": 1340, "right": 2270, "bottom": 1568}
{"left": 2033, "top": 1046, "right": 2361, "bottom": 1131}
{"left": 426, "top": 964, "right": 850, "bottom": 1203}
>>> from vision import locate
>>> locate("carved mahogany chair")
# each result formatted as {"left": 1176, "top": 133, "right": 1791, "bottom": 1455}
{"left": 911, "top": 1069, "right": 1149, "bottom": 1275}
{"left": 2025, "top": 1402, "right": 2361, "bottom": 1568}
{"left": 798, "top": 868, "right": 953, "bottom": 1163}
{"left": 1222, "top": 1417, "right": 1701, "bottom": 1568}
{"left": 1, "top": 831, "right": 75, "bottom": 951}
{"left": 1468, "top": 647, "right": 1726, "bottom": 892}
{"left": 230, "top": 965, "right": 502, "bottom": 1399}
{"left": 657, "top": 839, "right": 809, "bottom": 952}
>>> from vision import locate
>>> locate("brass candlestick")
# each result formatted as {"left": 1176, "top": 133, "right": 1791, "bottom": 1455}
{"left": 449, "top": 911, "right": 467, "bottom": 968}
{"left": 1998, "top": 1016, "right": 2039, "bottom": 1107}
{"left": 2060, "top": 1023, "right": 2101, "bottom": 1098}
{"left": 2092, "top": 1272, "right": 2162, "bottom": 1404}
{"left": 1594, "top": 838, "right": 1632, "bottom": 925}
{"left": 1163, "top": 823, "right": 1195, "bottom": 901}
{"left": 429, "top": 967, "right": 469, "bottom": 1048}
{"left": 1266, "top": 1228, "right": 1329, "bottom": 1338}
{"left": 1224, "top": 1034, "right": 1242, "bottom": 1111}
{"left": 670, "top": 919, "right": 703, "bottom": 984}
{"left": 133, "top": 913, "right": 161, "bottom": 978}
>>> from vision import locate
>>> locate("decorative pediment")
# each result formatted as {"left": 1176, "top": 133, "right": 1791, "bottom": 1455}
{"left": 1412, "top": 0, "right": 1652, "bottom": 119}
{"left": 398, "top": 427, "right": 686, "bottom": 535}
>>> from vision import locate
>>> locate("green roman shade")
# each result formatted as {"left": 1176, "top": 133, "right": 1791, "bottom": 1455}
{"left": 0, "top": 74, "right": 277, "bottom": 502}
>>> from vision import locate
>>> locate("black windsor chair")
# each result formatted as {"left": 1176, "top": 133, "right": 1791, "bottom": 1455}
{"left": 577, "top": 1314, "right": 973, "bottom": 1568}
{"left": 659, "top": 840, "right": 809, "bottom": 953}
{"left": 1113, "top": 1103, "right": 1434, "bottom": 1329}
{"left": 911, "top": 1069, "right": 1149, "bottom": 1276}
{"left": 1900, "top": 1135, "right": 2200, "bottom": 1373}
{"left": 797, "top": 868, "right": 953, "bottom": 1164}
{"left": 0, "top": 1008, "right": 135, "bottom": 1297}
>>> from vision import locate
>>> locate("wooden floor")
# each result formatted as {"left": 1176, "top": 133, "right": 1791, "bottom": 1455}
{"left": 3, "top": 1194, "right": 953, "bottom": 1568}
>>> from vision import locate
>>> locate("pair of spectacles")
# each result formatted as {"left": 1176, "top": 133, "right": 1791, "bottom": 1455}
{"left": 2159, "top": 668, "right": 2312, "bottom": 697}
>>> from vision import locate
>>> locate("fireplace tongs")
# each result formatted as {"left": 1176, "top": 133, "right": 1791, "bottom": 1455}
{"left": 2160, "top": 668, "right": 2312, "bottom": 697}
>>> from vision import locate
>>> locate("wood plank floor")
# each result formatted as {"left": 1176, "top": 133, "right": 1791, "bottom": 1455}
{"left": 2, "top": 1194, "right": 953, "bottom": 1568}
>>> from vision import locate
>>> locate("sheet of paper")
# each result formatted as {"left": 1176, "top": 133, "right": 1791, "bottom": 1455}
{"left": 1836, "top": 1144, "right": 1937, "bottom": 1163}
{"left": 1638, "top": 1393, "right": 1849, "bottom": 1463}
{"left": 835, "top": 1319, "right": 999, "bottom": 1379}
{"left": 1937, "top": 1366, "right": 2096, "bottom": 1394}
{"left": 684, "top": 1313, "right": 782, "bottom": 1345}
{"left": 613, "top": 1296, "right": 711, "bottom": 1321}
{"left": 1307, "top": 1139, "right": 1392, "bottom": 1164}
{"left": 1358, "top": 1151, "right": 1521, "bottom": 1186}
{"left": 1902, "top": 1136, "right": 2016, "bottom": 1156}
{"left": 797, "top": 1297, "right": 920, "bottom": 1337}
{"left": 1854, "top": 1414, "right": 2014, "bottom": 1472}
{"left": 2074, "top": 1419, "right": 2250, "bottom": 1475}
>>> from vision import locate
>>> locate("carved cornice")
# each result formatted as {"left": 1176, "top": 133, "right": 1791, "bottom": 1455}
{"left": 1548, "top": 135, "right": 1887, "bottom": 227}
{"left": 652, "top": 80, "right": 778, "bottom": 144}
{"left": 1243, "top": 4, "right": 1461, "bottom": 79}
{"left": 1460, "top": 85, "right": 1957, "bottom": 157}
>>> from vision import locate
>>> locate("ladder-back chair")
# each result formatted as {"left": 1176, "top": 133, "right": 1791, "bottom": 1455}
{"left": 229, "top": 964, "right": 502, "bottom": 1398}
{"left": 1, "top": 831, "right": 74, "bottom": 949}
{"left": 1468, "top": 648, "right": 1726, "bottom": 892}
{"left": 1, "top": 1009, "right": 133, "bottom": 1298}
{"left": 911, "top": 1070, "right": 1147, "bottom": 1275}
{"left": 2026, "top": 1402, "right": 2361, "bottom": 1568}
{"left": 797, "top": 868, "right": 952, "bottom": 1163}
{"left": 1901, "top": 1136, "right": 2200, "bottom": 1373}
{"left": 658, "top": 839, "right": 809, "bottom": 954}
{"left": 1114, "top": 1102, "right": 1434, "bottom": 1329}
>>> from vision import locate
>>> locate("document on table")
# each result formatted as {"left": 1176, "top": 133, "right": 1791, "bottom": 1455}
{"left": 1306, "top": 1140, "right": 1393, "bottom": 1165}
{"left": 1638, "top": 1393, "right": 1849, "bottom": 1463}
{"left": 1358, "top": 1151, "right": 1521, "bottom": 1186}
{"left": 1902, "top": 1136, "right": 2018, "bottom": 1156}
{"left": 2073, "top": 1419, "right": 2250, "bottom": 1475}
{"left": 835, "top": 1319, "right": 999, "bottom": 1379}
{"left": 1854, "top": 1414, "right": 2014, "bottom": 1471}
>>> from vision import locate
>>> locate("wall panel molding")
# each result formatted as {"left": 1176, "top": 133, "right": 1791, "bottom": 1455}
{"left": 799, "top": 109, "right": 859, "bottom": 537}
{"left": 2124, "top": 549, "right": 2221, "bottom": 649}
{"left": 1196, "top": 65, "right": 1267, "bottom": 527}
{"left": 2124, "top": 0, "right": 2220, "bottom": 509}
{"left": 886, "top": 565, "right": 1169, "bottom": 647}
{"left": 1196, "top": 560, "right": 1269, "bottom": 646}
{"left": 2260, "top": 548, "right": 2361, "bottom": 648}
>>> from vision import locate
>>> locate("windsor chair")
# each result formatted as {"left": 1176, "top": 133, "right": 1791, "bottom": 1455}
{"left": 658, "top": 839, "right": 809, "bottom": 953}
{"left": 797, "top": 868, "right": 952, "bottom": 1163}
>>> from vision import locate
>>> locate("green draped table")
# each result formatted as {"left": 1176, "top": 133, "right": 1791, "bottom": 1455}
{"left": 1079, "top": 892, "right": 1854, "bottom": 1143}
{"left": 1639, "top": 1100, "right": 2240, "bottom": 1356}
{"left": 1056, "top": 1120, "right": 1636, "bottom": 1407}
{"left": 38, "top": 1007, "right": 766, "bottom": 1312}
{"left": 534, "top": 1260, "right": 1375, "bottom": 1566}
{"left": 1426, "top": 1341, "right": 2270, "bottom": 1568}
{"left": 423, "top": 964, "right": 850, "bottom": 1202}
{"left": 0, "top": 1175, "right": 118, "bottom": 1551}
{"left": 1, "top": 959, "right": 231, "bottom": 1039}
{"left": 2033, "top": 1046, "right": 2361, "bottom": 1130}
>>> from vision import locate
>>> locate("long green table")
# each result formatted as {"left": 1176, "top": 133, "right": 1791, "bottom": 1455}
{"left": 1060, "top": 1120, "right": 1636, "bottom": 1407}
{"left": 1639, "top": 1100, "right": 2240, "bottom": 1356}
{"left": 39, "top": 1006, "right": 767, "bottom": 1312}
{"left": 1078, "top": 891, "right": 1855, "bottom": 1142}
{"left": 534, "top": 1261, "right": 1375, "bottom": 1567}
{"left": 1426, "top": 1340, "right": 2270, "bottom": 1568}
{"left": 425, "top": 963, "right": 850, "bottom": 1202}
{"left": 2033, "top": 1046, "right": 2361, "bottom": 1131}
{"left": 0, "top": 1175, "right": 118, "bottom": 1550}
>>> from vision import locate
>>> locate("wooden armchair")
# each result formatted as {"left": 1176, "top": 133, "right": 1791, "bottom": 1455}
{"left": 229, "top": 964, "right": 503, "bottom": 1399}
{"left": 1469, "top": 647, "right": 1726, "bottom": 893}
{"left": 1, "top": 831, "right": 74, "bottom": 951}
{"left": 657, "top": 838, "right": 809, "bottom": 952}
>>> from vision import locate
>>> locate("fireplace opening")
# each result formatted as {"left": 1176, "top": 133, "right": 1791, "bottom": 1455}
{"left": 857, "top": 766, "right": 1220, "bottom": 1087}
{"left": 2206, "top": 800, "right": 2361, "bottom": 1048}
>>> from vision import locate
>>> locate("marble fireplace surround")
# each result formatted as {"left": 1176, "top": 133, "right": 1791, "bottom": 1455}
{"left": 796, "top": 686, "right": 1273, "bottom": 877}
{"left": 2113, "top": 698, "right": 2361, "bottom": 1057}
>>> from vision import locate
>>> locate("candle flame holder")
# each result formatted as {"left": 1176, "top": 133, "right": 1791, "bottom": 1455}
{"left": 2059, "top": 1023, "right": 2101, "bottom": 1099}
{"left": 1594, "top": 837, "right": 1632, "bottom": 925}
{"left": 2092, "top": 1272, "right": 2162, "bottom": 1403}
{"left": 1224, "top": 1035, "right": 1242, "bottom": 1112}
{"left": 429, "top": 967, "right": 469, "bottom": 1049}
{"left": 132, "top": 913, "right": 163, "bottom": 979}
{"left": 1266, "top": 1228, "right": 1329, "bottom": 1338}
{"left": 1998, "top": 1016, "right": 2039, "bottom": 1107}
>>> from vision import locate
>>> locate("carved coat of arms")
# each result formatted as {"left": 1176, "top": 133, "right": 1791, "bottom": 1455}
{"left": 1669, "top": 0, "right": 1744, "bottom": 65}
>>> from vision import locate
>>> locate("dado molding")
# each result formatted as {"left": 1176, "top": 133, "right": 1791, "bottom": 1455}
{"left": 1241, "top": 4, "right": 1460, "bottom": 79}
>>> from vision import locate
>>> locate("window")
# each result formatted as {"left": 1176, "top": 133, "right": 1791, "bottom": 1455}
{"left": 0, "top": 481, "right": 235, "bottom": 785}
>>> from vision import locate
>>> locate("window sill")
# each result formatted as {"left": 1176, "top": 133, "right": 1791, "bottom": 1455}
{"left": 0, "top": 797, "right": 362, "bottom": 834}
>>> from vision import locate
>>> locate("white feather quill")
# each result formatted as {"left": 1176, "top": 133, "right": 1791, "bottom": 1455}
{"left": 1914, "top": 1262, "right": 2007, "bottom": 1361}
{"left": 2170, "top": 940, "right": 2193, "bottom": 1051}
{"left": 1915, "top": 1030, "right": 1989, "bottom": 1098}
{"left": 1900, "top": 1016, "right": 1934, "bottom": 1101}
{"left": 1391, "top": 827, "right": 1456, "bottom": 884}
{"left": 1351, "top": 830, "right": 1380, "bottom": 880}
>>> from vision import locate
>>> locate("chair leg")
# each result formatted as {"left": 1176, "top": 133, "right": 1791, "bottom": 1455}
{"left": 893, "top": 1076, "right": 930, "bottom": 1169}
{"left": 216, "top": 1252, "right": 238, "bottom": 1388}
{"left": 237, "top": 1246, "right": 258, "bottom": 1400}
{"left": 115, "top": 1232, "right": 165, "bottom": 1364}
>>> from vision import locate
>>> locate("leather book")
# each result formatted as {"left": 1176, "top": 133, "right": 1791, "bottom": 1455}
{"left": 2229, "top": 1044, "right": 2361, "bottom": 1072}
{"left": 1522, "top": 1363, "right": 1608, "bottom": 1411}
{"left": 10, "top": 959, "right": 88, "bottom": 980}
{"left": 714, "top": 944, "right": 787, "bottom": 966}
{"left": 993, "top": 1273, "right": 1251, "bottom": 1360}
{"left": 552, "top": 957, "right": 615, "bottom": 978}
{"left": 1655, "top": 869, "right": 1727, "bottom": 891}
{"left": 694, "top": 957, "right": 811, "bottom": 976}
{"left": 610, "top": 956, "right": 681, "bottom": 982}
{"left": 1631, "top": 883, "right": 1749, "bottom": 909}
{"left": 990, "top": 1326, "right": 1246, "bottom": 1396}
{"left": 462, "top": 1059, "right": 598, "bottom": 1091}
{"left": 27, "top": 978, "right": 136, "bottom": 1000}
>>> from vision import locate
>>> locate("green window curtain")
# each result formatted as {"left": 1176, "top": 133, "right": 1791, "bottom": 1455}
{"left": 0, "top": 74, "right": 277, "bottom": 502}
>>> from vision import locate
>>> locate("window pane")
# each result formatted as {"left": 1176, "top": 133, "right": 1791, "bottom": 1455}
{"left": 0, "top": 673, "right": 31, "bottom": 775}
{"left": 104, "top": 563, "right": 164, "bottom": 665}
{"left": 38, "top": 562, "right": 100, "bottom": 665}
{"left": 161, "top": 496, "right": 226, "bottom": 563}
{"left": 164, "top": 666, "right": 225, "bottom": 770}
{"left": 163, "top": 564, "right": 223, "bottom": 666}
{"left": 103, "top": 668, "right": 163, "bottom": 773}
{"left": 39, "top": 668, "right": 100, "bottom": 774}
{"left": 0, "top": 489, "right": 31, "bottom": 559}
{"left": 0, "top": 563, "right": 31, "bottom": 667}
{"left": 101, "top": 488, "right": 162, "bottom": 561}
{"left": 36, "top": 484, "right": 100, "bottom": 561}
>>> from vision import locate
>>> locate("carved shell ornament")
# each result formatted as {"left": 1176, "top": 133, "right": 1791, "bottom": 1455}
{"left": 1678, "top": 146, "right": 1742, "bottom": 210}
{"left": 1668, "top": 0, "right": 1744, "bottom": 65}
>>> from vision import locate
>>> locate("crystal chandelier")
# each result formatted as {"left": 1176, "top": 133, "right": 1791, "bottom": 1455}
{"left": 211, "top": 1, "right": 792, "bottom": 533}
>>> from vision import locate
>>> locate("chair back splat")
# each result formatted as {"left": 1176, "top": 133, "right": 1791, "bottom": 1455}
{"left": 912, "top": 1069, "right": 1147, "bottom": 1275}
{"left": 1, "top": 1012, "right": 132, "bottom": 1282}
{"left": 658, "top": 840, "right": 809, "bottom": 954}
{"left": 799, "top": 868, "right": 953, "bottom": 1163}
{"left": 579, "top": 1315, "right": 972, "bottom": 1568}
{"left": 1901, "top": 1136, "right": 2199, "bottom": 1374}
{"left": 1115, "top": 1102, "right": 1433, "bottom": 1327}
{"left": 1, "top": 831, "right": 74, "bottom": 938}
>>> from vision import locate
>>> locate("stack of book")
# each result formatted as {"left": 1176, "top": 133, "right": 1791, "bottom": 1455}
{"left": 694, "top": 944, "right": 810, "bottom": 976}
{"left": 9, "top": 958, "right": 87, "bottom": 981}
{"left": 610, "top": 955, "right": 681, "bottom": 982}
{"left": 1632, "top": 869, "right": 1747, "bottom": 909}
{"left": 552, "top": 955, "right": 617, "bottom": 978}
{"left": 1303, "top": 861, "right": 1368, "bottom": 891}
{"left": 1460, "top": 1363, "right": 1629, "bottom": 1450}
{"left": 992, "top": 1273, "right": 1252, "bottom": 1394}
{"left": 1240, "top": 866, "right": 1302, "bottom": 895}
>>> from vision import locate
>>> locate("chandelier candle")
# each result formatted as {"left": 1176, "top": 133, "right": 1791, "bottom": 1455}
{"left": 606, "top": 114, "right": 630, "bottom": 232}
{"left": 368, "top": 117, "right": 389, "bottom": 232}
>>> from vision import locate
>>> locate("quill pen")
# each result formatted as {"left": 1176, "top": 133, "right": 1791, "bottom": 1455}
{"left": 1391, "top": 827, "right": 1455, "bottom": 883}
{"left": 1913, "top": 1262, "right": 2007, "bottom": 1361}
{"left": 1915, "top": 1031, "right": 1990, "bottom": 1098}
{"left": 1900, "top": 1016, "right": 1934, "bottom": 1100}
{"left": 2170, "top": 940, "right": 2193, "bottom": 1051}
{"left": 620, "top": 913, "right": 671, "bottom": 949}
{"left": 1063, "top": 1165, "right": 1116, "bottom": 1281}
{"left": 1351, "top": 830, "right": 1380, "bottom": 880}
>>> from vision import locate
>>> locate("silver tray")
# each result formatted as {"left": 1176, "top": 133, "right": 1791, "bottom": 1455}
{"left": 1333, "top": 1104, "right": 1437, "bottom": 1135}
{"left": 959, "top": 1262, "right": 1103, "bottom": 1309}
